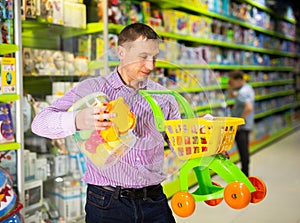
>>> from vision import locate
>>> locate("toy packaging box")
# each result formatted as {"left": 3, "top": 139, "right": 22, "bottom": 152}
{"left": 189, "top": 14, "right": 202, "bottom": 37}
{"left": 50, "top": 182, "right": 86, "bottom": 221}
{"left": 0, "top": 103, "right": 15, "bottom": 144}
{"left": 63, "top": 1, "right": 86, "bottom": 28}
{"left": 0, "top": 57, "right": 16, "bottom": 94}
{"left": 78, "top": 35, "right": 93, "bottom": 61}
{"left": 37, "top": 0, "right": 64, "bottom": 25}
{"left": 24, "top": 0, "right": 37, "bottom": 19}
{"left": 0, "top": 150, "right": 17, "bottom": 183}
{"left": 127, "top": 1, "right": 144, "bottom": 24}
{"left": 161, "top": 10, "right": 177, "bottom": 33}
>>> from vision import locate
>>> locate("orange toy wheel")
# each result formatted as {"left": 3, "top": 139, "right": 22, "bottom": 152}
{"left": 171, "top": 191, "right": 195, "bottom": 217}
{"left": 204, "top": 182, "right": 223, "bottom": 206}
{"left": 224, "top": 182, "right": 251, "bottom": 209}
{"left": 248, "top": 176, "right": 267, "bottom": 203}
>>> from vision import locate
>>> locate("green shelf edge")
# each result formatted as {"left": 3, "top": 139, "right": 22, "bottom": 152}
{"left": 90, "top": 60, "right": 294, "bottom": 72}
{"left": 0, "top": 44, "right": 19, "bottom": 55}
{"left": 173, "top": 79, "right": 293, "bottom": 94}
{"left": 242, "top": 0, "right": 296, "bottom": 24}
{"left": 255, "top": 90, "right": 295, "bottom": 101}
{"left": 163, "top": 125, "right": 295, "bottom": 198}
{"left": 155, "top": 0, "right": 296, "bottom": 42}
{"left": 250, "top": 79, "right": 294, "bottom": 87}
{"left": 0, "top": 142, "right": 21, "bottom": 151}
{"left": 194, "top": 90, "right": 294, "bottom": 112}
{"left": 157, "top": 32, "right": 296, "bottom": 57}
{"left": 254, "top": 104, "right": 294, "bottom": 119}
{"left": 0, "top": 94, "right": 20, "bottom": 102}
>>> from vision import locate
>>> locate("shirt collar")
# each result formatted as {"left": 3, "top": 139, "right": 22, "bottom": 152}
{"left": 110, "top": 67, "right": 148, "bottom": 90}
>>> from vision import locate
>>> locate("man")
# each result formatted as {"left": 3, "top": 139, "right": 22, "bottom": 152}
{"left": 32, "top": 23, "right": 179, "bottom": 223}
{"left": 227, "top": 70, "right": 255, "bottom": 177}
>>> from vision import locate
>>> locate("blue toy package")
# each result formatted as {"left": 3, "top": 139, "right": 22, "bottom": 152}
{"left": 0, "top": 166, "right": 24, "bottom": 222}
{"left": 0, "top": 103, "right": 15, "bottom": 144}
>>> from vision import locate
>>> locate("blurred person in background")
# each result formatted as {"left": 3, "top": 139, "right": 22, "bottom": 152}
{"left": 227, "top": 70, "right": 255, "bottom": 177}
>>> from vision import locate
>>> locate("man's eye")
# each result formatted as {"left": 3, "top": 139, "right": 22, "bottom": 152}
{"left": 140, "top": 56, "right": 157, "bottom": 62}
{"left": 140, "top": 56, "right": 148, "bottom": 60}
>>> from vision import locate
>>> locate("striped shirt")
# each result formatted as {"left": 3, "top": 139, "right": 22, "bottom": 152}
{"left": 31, "top": 68, "right": 180, "bottom": 188}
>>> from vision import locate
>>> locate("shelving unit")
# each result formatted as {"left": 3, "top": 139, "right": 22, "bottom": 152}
{"left": 16, "top": 0, "right": 299, "bottom": 221}
{"left": 0, "top": 44, "right": 19, "bottom": 55}
{"left": 0, "top": 18, "right": 23, "bottom": 221}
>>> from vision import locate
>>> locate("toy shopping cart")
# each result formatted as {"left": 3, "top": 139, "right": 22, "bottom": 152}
{"left": 139, "top": 90, "right": 267, "bottom": 218}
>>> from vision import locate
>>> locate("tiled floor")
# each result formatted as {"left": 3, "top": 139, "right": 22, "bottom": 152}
{"left": 172, "top": 128, "right": 300, "bottom": 223}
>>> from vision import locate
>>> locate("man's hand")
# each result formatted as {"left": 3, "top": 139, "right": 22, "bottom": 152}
{"left": 75, "top": 105, "right": 116, "bottom": 131}
{"left": 221, "top": 151, "right": 230, "bottom": 159}
{"left": 202, "top": 114, "right": 214, "bottom": 120}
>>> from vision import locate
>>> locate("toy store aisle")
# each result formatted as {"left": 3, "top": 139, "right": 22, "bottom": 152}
{"left": 172, "top": 128, "right": 300, "bottom": 223}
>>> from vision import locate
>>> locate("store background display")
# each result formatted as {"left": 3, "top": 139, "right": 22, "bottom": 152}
{"left": 0, "top": 0, "right": 299, "bottom": 222}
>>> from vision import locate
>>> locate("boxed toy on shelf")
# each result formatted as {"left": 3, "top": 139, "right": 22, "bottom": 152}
{"left": 63, "top": 1, "right": 86, "bottom": 28}
{"left": 0, "top": 57, "right": 16, "bottom": 94}
{"left": 37, "top": 0, "right": 64, "bottom": 25}
{"left": 23, "top": 48, "right": 89, "bottom": 76}
{"left": 46, "top": 177, "right": 86, "bottom": 221}
{"left": 0, "top": 150, "right": 17, "bottom": 183}
{"left": 0, "top": 103, "right": 15, "bottom": 144}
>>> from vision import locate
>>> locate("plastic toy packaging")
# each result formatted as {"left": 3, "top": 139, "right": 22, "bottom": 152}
{"left": 0, "top": 167, "right": 24, "bottom": 223}
{"left": 68, "top": 92, "right": 137, "bottom": 169}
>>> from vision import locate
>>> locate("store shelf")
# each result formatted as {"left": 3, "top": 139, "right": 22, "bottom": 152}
{"left": 255, "top": 103, "right": 294, "bottom": 119}
{"left": 89, "top": 60, "right": 294, "bottom": 72}
{"left": 249, "top": 126, "right": 294, "bottom": 152}
{"left": 157, "top": 31, "right": 297, "bottom": 57}
{"left": 0, "top": 44, "right": 19, "bottom": 55}
{"left": 19, "top": 1, "right": 299, "bottom": 219}
{"left": 0, "top": 142, "right": 21, "bottom": 151}
{"left": 156, "top": 63, "right": 294, "bottom": 71}
{"left": 178, "top": 85, "right": 226, "bottom": 93}
{"left": 194, "top": 89, "right": 294, "bottom": 113}
{"left": 255, "top": 90, "right": 295, "bottom": 101}
{"left": 250, "top": 79, "right": 294, "bottom": 87}
{"left": 241, "top": 0, "right": 296, "bottom": 24}
{"left": 0, "top": 94, "right": 20, "bottom": 102}
{"left": 149, "top": 0, "right": 296, "bottom": 41}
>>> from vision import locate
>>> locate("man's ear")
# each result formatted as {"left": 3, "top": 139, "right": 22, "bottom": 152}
{"left": 118, "top": 45, "right": 125, "bottom": 59}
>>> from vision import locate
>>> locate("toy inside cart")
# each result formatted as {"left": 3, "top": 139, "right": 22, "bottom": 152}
{"left": 139, "top": 90, "right": 267, "bottom": 218}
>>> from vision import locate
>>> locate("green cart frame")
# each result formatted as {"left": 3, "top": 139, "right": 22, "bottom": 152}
{"left": 139, "top": 90, "right": 267, "bottom": 217}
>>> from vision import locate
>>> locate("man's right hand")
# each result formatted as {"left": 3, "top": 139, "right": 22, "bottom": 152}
{"left": 75, "top": 105, "right": 116, "bottom": 131}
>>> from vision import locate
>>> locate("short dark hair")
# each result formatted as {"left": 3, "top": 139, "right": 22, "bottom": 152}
{"left": 228, "top": 70, "right": 244, "bottom": 80}
{"left": 118, "top": 23, "right": 160, "bottom": 46}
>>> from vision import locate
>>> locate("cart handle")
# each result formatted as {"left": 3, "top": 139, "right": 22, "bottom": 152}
{"left": 138, "top": 90, "right": 195, "bottom": 131}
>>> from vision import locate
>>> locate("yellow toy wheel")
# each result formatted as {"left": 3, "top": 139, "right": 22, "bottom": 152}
{"left": 171, "top": 191, "right": 195, "bottom": 217}
{"left": 224, "top": 182, "right": 251, "bottom": 209}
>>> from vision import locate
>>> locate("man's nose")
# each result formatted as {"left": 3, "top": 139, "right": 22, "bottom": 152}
{"left": 145, "top": 59, "right": 155, "bottom": 70}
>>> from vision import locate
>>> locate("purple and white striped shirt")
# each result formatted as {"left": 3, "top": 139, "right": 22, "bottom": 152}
{"left": 31, "top": 68, "right": 180, "bottom": 188}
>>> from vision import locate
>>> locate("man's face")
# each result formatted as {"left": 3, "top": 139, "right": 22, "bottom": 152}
{"left": 118, "top": 37, "right": 159, "bottom": 84}
{"left": 228, "top": 77, "right": 242, "bottom": 89}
